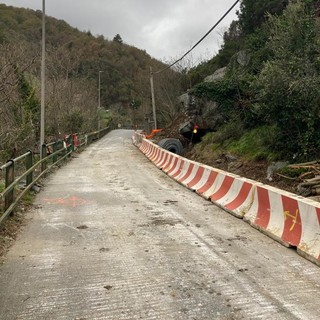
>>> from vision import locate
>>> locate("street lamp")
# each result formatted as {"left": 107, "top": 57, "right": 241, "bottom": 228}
{"left": 98, "top": 70, "right": 104, "bottom": 131}
{"left": 149, "top": 67, "right": 157, "bottom": 130}
{"left": 40, "top": 0, "right": 45, "bottom": 158}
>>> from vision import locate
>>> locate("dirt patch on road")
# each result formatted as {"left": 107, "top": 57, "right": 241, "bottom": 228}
{"left": 150, "top": 217, "right": 182, "bottom": 226}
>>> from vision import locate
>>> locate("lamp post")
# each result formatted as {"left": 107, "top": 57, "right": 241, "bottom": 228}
{"left": 98, "top": 70, "right": 104, "bottom": 132}
{"left": 149, "top": 67, "right": 157, "bottom": 130}
{"left": 40, "top": 0, "right": 46, "bottom": 158}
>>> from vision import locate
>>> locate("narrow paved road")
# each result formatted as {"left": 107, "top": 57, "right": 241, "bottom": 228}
{"left": 0, "top": 130, "right": 319, "bottom": 320}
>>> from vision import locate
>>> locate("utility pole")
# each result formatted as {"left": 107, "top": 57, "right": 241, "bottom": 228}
{"left": 98, "top": 70, "right": 104, "bottom": 132}
{"left": 40, "top": 0, "right": 46, "bottom": 158}
{"left": 149, "top": 67, "right": 157, "bottom": 130}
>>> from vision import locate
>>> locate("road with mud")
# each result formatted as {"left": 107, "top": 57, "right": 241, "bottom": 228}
{"left": 0, "top": 129, "right": 319, "bottom": 320}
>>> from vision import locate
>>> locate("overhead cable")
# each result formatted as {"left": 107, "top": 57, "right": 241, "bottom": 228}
{"left": 154, "top": 0, "right": 240, "bottom": 75}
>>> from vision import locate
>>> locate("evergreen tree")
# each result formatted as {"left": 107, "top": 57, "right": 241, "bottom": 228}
{"left": 113, "top": 33, "right": 123, "bottom": 44}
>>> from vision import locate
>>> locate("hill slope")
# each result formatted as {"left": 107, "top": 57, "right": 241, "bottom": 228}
{"left": 0, "top": 4, "right": 183, "bottom": 160}
{"left": 185, "top": 0, "right": 320, "bottom": 163}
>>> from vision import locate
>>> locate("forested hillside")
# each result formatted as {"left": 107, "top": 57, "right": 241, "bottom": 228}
{"left": 0, "top": 4, "right": 183, "bottom": 161}
{"left": 187, "top": 0, "right": 320, "bottom": 163}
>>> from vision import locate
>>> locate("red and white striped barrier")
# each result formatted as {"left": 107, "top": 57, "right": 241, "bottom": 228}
{"left": 132, "top": 133, "right": 320, "bottom": 266}
{"left": 244, "top": 185, "right": 320, "bottom": 265}
{"left": 154, "top": 149, "right": 166, "bottom": 167}
{"left": 163, "top": 155, "right": 180, "bottom": 175}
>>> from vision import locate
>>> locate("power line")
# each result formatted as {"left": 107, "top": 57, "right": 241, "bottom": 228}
{"left": 154, "top": 0, "right": 240, "bottom": 75}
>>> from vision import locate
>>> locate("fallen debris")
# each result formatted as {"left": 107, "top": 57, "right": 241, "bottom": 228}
{"left": 287, "top": 161, "right": 320, "bottom": 196}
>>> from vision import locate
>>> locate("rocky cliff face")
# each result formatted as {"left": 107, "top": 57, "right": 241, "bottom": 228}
{"left": 178, "top": 67, "right": 228, "bottom": 139}
{"left": 178, "top": 50, "right": 252, "bottom": 141}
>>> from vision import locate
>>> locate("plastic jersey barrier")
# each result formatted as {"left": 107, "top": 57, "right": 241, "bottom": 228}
{"left": 132, "top": 132, "right": 320, "bottom": 266}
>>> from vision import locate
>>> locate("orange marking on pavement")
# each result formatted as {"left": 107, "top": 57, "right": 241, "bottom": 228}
{"left": 43, "top": 195, "right": 89, "bottom": 208}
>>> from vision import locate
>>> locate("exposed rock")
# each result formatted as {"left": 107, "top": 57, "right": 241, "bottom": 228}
{"left": 297, "top": 185, "right": 312, "bottom": 197}
{"left": 267, "top": 161, "right": 289, "bottom": 181}
{"left": 204, "top": 67, "right": 226, "bottom": 82}
{"left": 228, "top": 161, "right": 243, "bottom": 172}
{"left": 236, "top": 50, "right": 250, "bottom": 67}
{"left": 179, "top": 81, "right": 225, "bottom": 133}
{"left": 178, "top": 93, "right": 189, "bottom": 107}
{"left": 31, "top": 184, "right": 41, "bottom": 193}
{"left": 225, "top": 154, "right": 238, "bottom": 162}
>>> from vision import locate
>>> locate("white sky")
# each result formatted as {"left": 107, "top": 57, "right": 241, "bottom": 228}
{"left": 2, "top": 0, "right": 240, "bottom": 66}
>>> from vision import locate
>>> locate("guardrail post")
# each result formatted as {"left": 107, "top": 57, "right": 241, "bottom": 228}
{"left": 26, "top": 151, "right": 33, "bottom": 186}
{"left": 5, "top": 160, "right": 14, "bottom": 211}
{"left": 66, "top": 135, "right": 72, "bottom": 154}
{"left": 71, "top": 135, "right": 75, "bottom": 152}
{"left": 53, "top": 142, "right": 58, "bottom": 163}
{"left": 41, "top": 144, "right": 47, "bottom": 172}
{"left": 62, "top": 139, "right": 66, "bottom": 156}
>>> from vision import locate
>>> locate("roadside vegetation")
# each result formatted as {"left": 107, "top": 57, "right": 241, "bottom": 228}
{"left": 188, "top": 0, "right": 320, "bottom": 164}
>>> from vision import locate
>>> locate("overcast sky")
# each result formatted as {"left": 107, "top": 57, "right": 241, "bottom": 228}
{"left": 2, "top": 0, "right": 240, "bottom": 65}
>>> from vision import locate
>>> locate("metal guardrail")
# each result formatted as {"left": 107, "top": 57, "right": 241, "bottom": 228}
{"left": 0, "top": 127, "right": 110, "bottom": 226}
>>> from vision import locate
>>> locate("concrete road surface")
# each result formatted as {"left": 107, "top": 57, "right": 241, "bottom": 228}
{"left": 0, "top": 129, "right": 319, "bottom": 320}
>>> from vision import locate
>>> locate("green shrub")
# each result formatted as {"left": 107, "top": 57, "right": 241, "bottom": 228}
{"left": 228, "top": 125, "right": 278, "bottom": 161}
{"left": 253, "top": 1, "right": 320, "bottom": 160}
{"left": 209, "top": 120, "right": 245, "bottom": 145}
